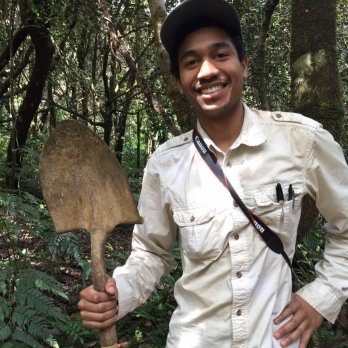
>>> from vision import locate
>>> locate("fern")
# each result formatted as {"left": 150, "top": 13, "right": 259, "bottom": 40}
{"left": 0, "top": 189, "right": 93, "bottom": 346}
{"left": 17, "top": 268, "right": 68, "bottom": 301}
{"left": 54, "top": 313, "right": 96, "bottom": 345}
{"left": 48, "top": 232, "right": 91, "bottom": 282}
{"left": 0, "top": 321, "right": 11, "bottom": 341}
{"left": 12, "top": 328, "right": 44, "bottom": 348}
{"left": 0, "top": 266, "right": 77, "bottom": 347}
{"left": 48, "top": 232, "right": 85, "bottom": 262}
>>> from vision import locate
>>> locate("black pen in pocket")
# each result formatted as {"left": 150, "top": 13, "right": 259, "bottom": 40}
{"left": 276, "top": 183, "right": 284, "bottom": 203}
{"left": 288, "top": 184, "right": 295, "bottom": 209}
{"left": 276, "top": 183, "right": 285, "bottom": 232}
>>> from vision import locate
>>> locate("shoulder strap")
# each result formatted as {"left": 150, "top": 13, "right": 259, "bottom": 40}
{"left": 193, "top": 128, "right": 292, "bottom": 269}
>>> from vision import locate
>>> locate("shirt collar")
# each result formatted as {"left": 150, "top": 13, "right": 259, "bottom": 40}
{"left": 196, "top": 103, "right": 266, "bottom": 153}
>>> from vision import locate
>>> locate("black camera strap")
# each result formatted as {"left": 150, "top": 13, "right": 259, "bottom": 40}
{"left": 193, "top": 128, "right": 292, "bottom": 269}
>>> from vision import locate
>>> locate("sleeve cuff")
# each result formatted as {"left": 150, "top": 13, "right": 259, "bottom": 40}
{"left": 296, "top": 280, "right": 343, "bottom": 323}
{"left": 113, "top": 271, "right": 138, "bottom": 320}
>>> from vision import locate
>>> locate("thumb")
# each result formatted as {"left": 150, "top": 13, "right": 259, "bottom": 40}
{"left": 105, "top": 276, "right": 117, "bottom": 296}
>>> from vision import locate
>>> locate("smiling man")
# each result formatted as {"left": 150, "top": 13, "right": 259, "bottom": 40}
{"left": 78, "top": 1, "right": 348, "bottom": 347}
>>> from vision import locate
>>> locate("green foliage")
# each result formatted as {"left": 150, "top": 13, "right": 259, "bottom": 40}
{"left": 0, "top": 263, "right": 66, "bottom": 347}
{"left": 48, "top": 232, "right": 92, "bottom": 283}
{"left": 116, "top": 247, "right": 182, "bottom": 347}
{"left": 0, "top": 190, "right": 93, "bottom": 346}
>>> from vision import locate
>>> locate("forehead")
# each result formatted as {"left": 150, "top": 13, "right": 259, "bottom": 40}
{"left": 178, "top": 26, "right": 234, "bottom": 56}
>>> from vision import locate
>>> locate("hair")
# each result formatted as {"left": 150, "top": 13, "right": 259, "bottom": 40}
{"left": 169, "top": 18, "right": 246, "bottom": 79}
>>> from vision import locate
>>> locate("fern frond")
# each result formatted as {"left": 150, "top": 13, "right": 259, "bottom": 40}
{"left": 12, "top": 304, "right": 57, "bottom": 345}
{"left": 44, "top": 335, "right": 60, "bottom": 348}
{"left": 0, "top": 342, "right": 29, "bottom": 348}
{"left": 54, "top": 314, "right": 90, "bottom": 343}
{"left": 27, "top": 316, "right": 51, "bottom": 341}
{"left": 0, "top": 298, "right": 10, "bottom": 321}
{"left": 0, "top": 262, "right": 12, "bottom": 296}
{"left": 48, "top": 232, "right": 84, "bottom": 263}
{"left": 16, "top": 288, "right": 65, "bottom": 322}
{"left": 0, "top": 321, "right": 11, "bottom": 342}
{"left": 17, "top": 268, "right": 68, "bottom": 301}
{"left": 12, "top": 305, "right": 36, "bottom": 328}
{"left": 12, "top": 328, "right": 44, "bottom": 348}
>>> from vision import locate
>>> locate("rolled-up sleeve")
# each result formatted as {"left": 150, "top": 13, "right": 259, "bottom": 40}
{"left": 296, "top": 126, "right": 348, "bottom": 323}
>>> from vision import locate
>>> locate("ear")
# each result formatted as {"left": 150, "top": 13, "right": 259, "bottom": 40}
{"left": 241, "top": 56, "right": 249, "bottom": 81}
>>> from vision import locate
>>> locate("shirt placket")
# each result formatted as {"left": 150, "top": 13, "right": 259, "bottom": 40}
{"left": 224, "top": 154, "right": 250, "bottom": 347}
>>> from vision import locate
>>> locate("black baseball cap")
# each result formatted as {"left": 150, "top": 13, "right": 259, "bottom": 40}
{"left": 160, "top": 0, "right": 242, "bottom": 59}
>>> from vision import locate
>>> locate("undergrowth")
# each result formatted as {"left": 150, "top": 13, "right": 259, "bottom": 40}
{"left": 0, "top": 178, "right": 347, "bottom": 347}
{"left": 0, "top": 189, "right": 93, "bottom": 347}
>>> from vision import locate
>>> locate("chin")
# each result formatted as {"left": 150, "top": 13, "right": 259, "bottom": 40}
{"left": 197, "top": 105, "right": 230, "bottom": 118}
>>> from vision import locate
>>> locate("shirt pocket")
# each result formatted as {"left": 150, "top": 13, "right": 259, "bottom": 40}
{"left": 173, "top": 205, "right": 222, "bottom": 260}
{"left": 243, "top": 184, "right": 305, "bottom": 244}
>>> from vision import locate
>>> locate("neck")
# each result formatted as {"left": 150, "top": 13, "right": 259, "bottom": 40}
{"left": 197, "top": 104, "right": 244, "bottom": 152}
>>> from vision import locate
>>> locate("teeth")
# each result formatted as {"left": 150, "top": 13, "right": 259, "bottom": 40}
{"left": 201, "top": 85, "right": 224, "bottom": 94}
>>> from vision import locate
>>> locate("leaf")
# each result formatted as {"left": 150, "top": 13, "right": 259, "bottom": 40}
{"left": 0, "top": 321, "right": 11, "bottom": 342}
{"left": 0, "top": 298, "right": 10, "bottom": 321}
{"left": 12, "top": 328, "right": 44, "bottom": 348}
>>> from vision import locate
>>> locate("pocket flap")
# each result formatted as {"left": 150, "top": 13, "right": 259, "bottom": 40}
{"left": 173, "top": 206, "right": 215, "bottom": 227}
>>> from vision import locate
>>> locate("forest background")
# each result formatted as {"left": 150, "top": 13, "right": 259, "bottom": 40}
{"left": 0, "top": 0, "right": 348, "bottom": 347}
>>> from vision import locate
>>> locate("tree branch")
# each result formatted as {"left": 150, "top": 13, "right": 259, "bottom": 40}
{"left": 0, "top": 25, "right": 40, "bottom": 72}
{"left": 0, "top": 45, "right": 33, "bottom": 100}
{"left": 99, "top": 0, "right": 181, "bottom": 136}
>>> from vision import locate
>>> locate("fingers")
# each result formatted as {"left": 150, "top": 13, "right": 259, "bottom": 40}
{"left": 273, "top": 293, "right": 323, "bottom": 348}
{"left": 275, "top": 318, "right": 309, "bottom": 348}
{"left": 273, "top": 301, "right": 298, "bottom": 326}
{"left": 78, "top": 277, "right": 119, "bottom": 330}
{"left": 80, "top": 305, "right": 118, "bottom": 329}
{"left": 105, "top": 276, "right": 117, "bottom": 296}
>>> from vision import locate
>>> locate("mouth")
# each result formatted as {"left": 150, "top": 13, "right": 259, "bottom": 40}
{"left": 195, "top": 82, "right": 228, "bottom": 96}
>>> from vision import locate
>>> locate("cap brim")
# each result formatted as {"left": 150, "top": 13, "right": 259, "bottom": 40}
{"left": 160, "top": 0, "right": 241, "bottom": 58}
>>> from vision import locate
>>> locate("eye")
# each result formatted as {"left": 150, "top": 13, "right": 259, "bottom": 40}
{"left": 215, "top": 51, "right": 230, "bottom": 60}
{"left": 184, "top": 58, "right": 199, "bottom": 68}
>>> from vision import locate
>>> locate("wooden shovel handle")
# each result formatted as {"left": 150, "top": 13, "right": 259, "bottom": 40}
{"left": 91, "top": 231, "right": 118, "bottom": 348}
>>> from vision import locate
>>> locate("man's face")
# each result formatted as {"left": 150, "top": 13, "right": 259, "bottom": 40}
{"left": 177, "top": 26, "right": 248, "bottom": 119}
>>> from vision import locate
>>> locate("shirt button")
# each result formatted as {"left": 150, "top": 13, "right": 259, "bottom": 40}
{"left": 237, "top": 310, "right": 242, "bottom": 316}
{"left": 236, "top": 272, "right": 242, "bottom": 278}
{"left": 275, "top": 113, "right": 282, "bottom": 119}
{"left": 234, "top": 234, "right": 239, "bottom": 240}
{"left": 190, "top": 216, "right": 195, "bottom": 222}
{"left": 184, "top": 137, "right": 189, "bottom": 141}
{"left": 226, "top": 162, "right": 232, "bottom": 167}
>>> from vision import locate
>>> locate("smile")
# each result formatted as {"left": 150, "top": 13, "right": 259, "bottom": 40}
{"left": 201, "top": 84, "right": 225, "bottom": 95}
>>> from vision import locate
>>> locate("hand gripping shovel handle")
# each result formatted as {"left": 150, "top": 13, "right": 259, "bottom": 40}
{"left": 91, "top": 231, "right": 118, "bottom": 348}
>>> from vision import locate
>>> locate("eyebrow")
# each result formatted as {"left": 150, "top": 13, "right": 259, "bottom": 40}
{"left": 178, "top": 41, "right": 233, "bottom": 62}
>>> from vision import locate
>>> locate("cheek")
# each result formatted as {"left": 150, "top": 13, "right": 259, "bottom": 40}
{"left": 177, "top": 84, "right": 184, "bottom": 95}
{"left": 178, "top": 79, "right": 193, "bottom": 97}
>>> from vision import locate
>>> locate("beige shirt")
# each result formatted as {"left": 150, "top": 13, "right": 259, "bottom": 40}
{"left": 114, "top": 104, "right": 348, "bottom": 348}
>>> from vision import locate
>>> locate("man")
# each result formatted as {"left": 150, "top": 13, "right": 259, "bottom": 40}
{"left": 78, "top": 0, "right": 348, "bottom": 347}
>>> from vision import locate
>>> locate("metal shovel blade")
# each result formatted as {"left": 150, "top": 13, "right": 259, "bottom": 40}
{"left": 39, "top": 120, "right": 142, "bottom": 348}
{"left": 39, "top": 119, "right": 142, "bottom": 234}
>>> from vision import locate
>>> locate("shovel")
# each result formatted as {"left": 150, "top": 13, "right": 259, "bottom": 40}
{"left": 39, "top": 120, "right": 142, "bottom": 348}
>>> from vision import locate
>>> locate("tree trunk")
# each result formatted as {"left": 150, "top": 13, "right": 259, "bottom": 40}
{"left": 147, "top": 0, "right": 194, "bottom": 132}
{"left": 290, "top": 1, "right": 344, "bottom": 240}
{"left": 5, "top": 26, "right": 54, "bottom": 187}
{"left": 254, "top": 0, "right": 279, "bottom": 110}
{"left": 101, "top": 43, "right": 115, "bottom": 146}
{"left": 114, "top": 72, "right": 136, "bottom": 162}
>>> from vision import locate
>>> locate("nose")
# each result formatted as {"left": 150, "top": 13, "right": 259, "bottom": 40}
{"left": 197, "top": 59, "right": 219, "bottom": 80}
